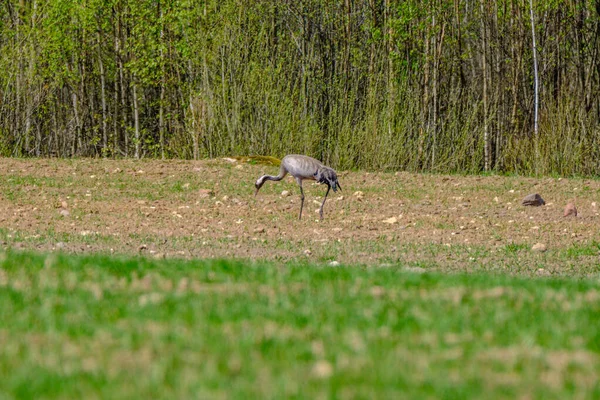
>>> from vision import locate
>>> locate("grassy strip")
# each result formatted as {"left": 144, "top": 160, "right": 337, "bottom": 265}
{"left": 2, "top": 227, "right": 600, "bottom": 278}
{"left": 0, "top": 250, "right": 599, "bottom": 399}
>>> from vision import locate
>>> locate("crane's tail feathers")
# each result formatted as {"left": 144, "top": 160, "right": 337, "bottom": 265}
{"left": 329, "top": 180, "right": 340, "bottom": 192}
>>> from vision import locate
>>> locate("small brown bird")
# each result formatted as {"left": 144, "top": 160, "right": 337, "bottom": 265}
{"left": 254, "top": 155, "right": 341, "bottom": 220}
{"left": 563, "top": 203, "right": 577, "bottom": 217}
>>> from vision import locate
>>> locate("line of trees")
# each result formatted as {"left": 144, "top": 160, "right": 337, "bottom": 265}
{"left": 1, "top": 0, "right": 600, "bottom": 175}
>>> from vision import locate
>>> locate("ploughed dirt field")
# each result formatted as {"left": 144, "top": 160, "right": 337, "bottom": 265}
{"left": 1, "top": 157, "right": 600, "bottom": 277}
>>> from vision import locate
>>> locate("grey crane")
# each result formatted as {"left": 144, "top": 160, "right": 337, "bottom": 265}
{"left": 254, "top": 154, "right": 342, "bottom": 220}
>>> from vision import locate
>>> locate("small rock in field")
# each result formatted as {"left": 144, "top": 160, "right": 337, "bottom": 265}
{"left": 61, "top": 201, "right": 68, "bottom": 209}
{"left": 198, "top": 189, "right": 215, "bottom": 198}
{"left": 532, "top": 243, "right": 547, "bottom": 252}
{"left": 592, "top": 202, "right": 597, "bottom": 208}
{"left": 563, "top": 203, "right": 578, "bottom": 217}
{"left": 336, "top": 196, "right": 344, "bottom": 201}
{"left": 353, "top": 191, "right": 364, "bottom": 200}
{"left": 182, "top": 183, "right": 190, "bottom": 189}
{"left": 55, "top": 242, "right": 66, "bottom": 249}
{"left": 153, "top": 252, "right": 166, "bottom": 259}
{"left": 139, "top": 244, "right": 148, "bottom": 252}
{"left": 253, "top": 226, "right": 265, "bottom": 234}
{"left": 537, "top": 268, "right": 551, "bottom": 276}
{"left": 59, "top": 209, "right": 70, "bottom": 217}
{"left": 281, "top": 190, "right": 291, "bottom": 197}
{"left": 383, "top": 217, "right": 397, "bottom": 224}
{"left": 303, "top": 249, "right": 312, "bottom": 256}
{"left": 328, "top": 260, "right": 340, "bottom": 267}
{"left": 522, "top": 193, "right": 545, "bottom": 206}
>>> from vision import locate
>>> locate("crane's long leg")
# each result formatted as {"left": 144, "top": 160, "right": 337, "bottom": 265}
{"left": 297, "top": 178, "right": 305, "bottom": 220}
{"left": 319, "top": 185, "right": 331, "bottom": 220}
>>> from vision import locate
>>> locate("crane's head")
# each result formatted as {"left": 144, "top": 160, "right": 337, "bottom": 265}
{"left": 254, "top": 176, "right": 266, "bottom": 196}
{"left": 315, "top": 166, "right": 341, "bottom": 192}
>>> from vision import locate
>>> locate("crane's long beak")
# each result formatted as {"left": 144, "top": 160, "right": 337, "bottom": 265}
{"left": 254, "top": 187, "right": 259, "bottom": 196}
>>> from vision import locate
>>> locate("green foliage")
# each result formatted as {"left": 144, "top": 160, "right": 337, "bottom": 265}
{"left": 505, "top": 243, "right": 529, "bottom": 254}
{"left": 1, "top": 0, "right": 600, "bottom": 175}
{"left": 1, "top": 249, "right": 600, "bottom": 398}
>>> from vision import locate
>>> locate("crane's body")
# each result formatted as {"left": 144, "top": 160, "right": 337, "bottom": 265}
{"left": 254, "top": 154, "right": 341, "bottom": 220}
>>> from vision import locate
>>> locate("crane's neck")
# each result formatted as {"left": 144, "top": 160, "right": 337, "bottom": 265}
{"left": 255, "top": 173, "right": 284, "bottom": 195}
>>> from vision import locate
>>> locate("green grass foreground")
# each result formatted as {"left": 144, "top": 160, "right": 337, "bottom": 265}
{"left": 1, "top": 250, "right": 599, "bottom": 399}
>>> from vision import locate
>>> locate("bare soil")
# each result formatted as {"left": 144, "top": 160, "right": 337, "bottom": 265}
{"left": 1, "top": 157, "right": 599, "bottom": 276}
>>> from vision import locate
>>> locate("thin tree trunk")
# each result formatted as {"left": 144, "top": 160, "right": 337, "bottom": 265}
{"left": 159, "top": 83, "right": 166, "bottom": 159}
{"left": 529, "top": 0, "right": 540, "bottom": 141}
{"left": 97, "top": 30, "right": 108, "bottom": 156}
{"left": 220, "top": 46, "right": 233, "bottom": 150}
{"left": 431, "top": 13, "right": 438, "bottom": 169}
{"left": 189, "top": 94, "right": 198, "bottom": 160}
{"left": 132, "top": 81, "right": 140, "bottom": 159}
{"left": 71, "top": 91, "right": 81, "bottom": 156}
{"left": 118, "top": 19, "right": 128, "bottom": 157}
{"left": 301, "top": 12, "right": 309, "bottom": 119}
{"left": 77, "top": 56, "right": 85, "bottom": 153}
{"left": 158, "top": 1, "right": 166, "bottom": 159}
{"left": 419, "top": 15, "right": 431, "bottom": 169}
{"left": 432, "top": 18, "right": 445, "bottom": 170}
{"left": 113, "top": 30, "right": 120, "bottom": 157}
{"left": 584, "top": 4, "right": 599, "bottom": 111}
{"left": 454, "top": 0, "right": 466, "bottom": 93}
{"left": 201, "top": 1, "right": 211, "bottom": 158}
{"left": 52, "top": 99, "right": 60, "bottom": 157}
{"left": 13, "top": 0, "right": 24, "bottom": 156}
{"left": 494, "top": 0, "right": 502, "bottom": 170}
{"left": 26, "top": 0, "right": 38, "bottom": 156}
{"left": 510, "top": 0, "right": 521, "bottom": 134}
{"left": 480, "top": 0, "right": 490, "bottom": 171}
